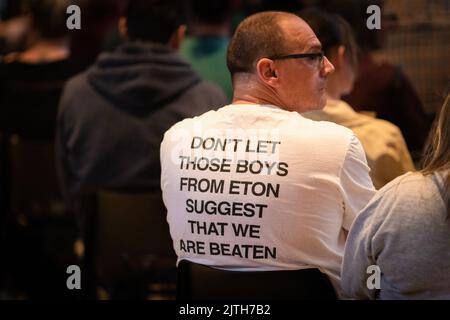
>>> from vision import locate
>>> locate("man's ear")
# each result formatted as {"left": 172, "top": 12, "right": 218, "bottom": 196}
{"left": 256, "top": 58, "right": 280, "bottom": 87}
{"left": 169, "top": 24, "right": 187, "bottom": 50}
{"left": 118, "top": 17, "right": 128, "bottom": 40}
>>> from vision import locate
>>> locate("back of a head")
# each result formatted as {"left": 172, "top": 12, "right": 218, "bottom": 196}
{"left": 125, "top": 0, "right": 187, "bottom": 44}
{"left": 226, "top": 11, "right": 297, "bottom": 76}
{"left": 31, "top": 0, "right": 71, "bottom": 40}
{"left": 186, "top": 0, "right": 232, "bottom": 26}
{"left": 299, "top": 8, "right": 358, "bottom": 70}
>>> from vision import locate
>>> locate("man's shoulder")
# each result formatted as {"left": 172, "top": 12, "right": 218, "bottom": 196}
{"left": 166, "top": 107, "right": 219, "bottom": 131}
{"left": 163, "top": 106, "right": 356, "bottom": 147}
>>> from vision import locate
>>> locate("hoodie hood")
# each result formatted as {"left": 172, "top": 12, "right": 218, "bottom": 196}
{"left": 87, "top": 41, "right": 201, "bottom": 116}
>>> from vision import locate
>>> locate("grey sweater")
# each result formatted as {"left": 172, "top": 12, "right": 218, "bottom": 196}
{"left": 57, "top": 41, "right": 227, "bottom": 200}
{"left": 342, "top": 170, "right": 450, "bottom": 299}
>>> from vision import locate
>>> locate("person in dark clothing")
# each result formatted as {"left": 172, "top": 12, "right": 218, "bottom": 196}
{"left": 0, "top": 0, "right": 82, "bottom": 299}
{"left": 0, "top": 0, "right": 78, "bottom": 140}
{"left": 0, "top": 0, "right": 77, "bottom": 222}
{"left": 343, "top": 52, "right": 431, "bottom": 159}
{"left": 57, "top": 0, "right": 227, "bottom": 203}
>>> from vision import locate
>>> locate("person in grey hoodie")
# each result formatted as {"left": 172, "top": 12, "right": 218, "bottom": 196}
{"left": 342, "top": 93, "right": 450, "bottom": 299}
{"left": 56, "top": 0, "right": 227, "bottom": 205}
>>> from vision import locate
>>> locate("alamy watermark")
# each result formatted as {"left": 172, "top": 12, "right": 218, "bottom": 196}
{"left": 66, "top": 265, "right": 81, "bottom": 290}
{"left": 366, "top": 5, "right": 381, "bottom": 30}
{"left": 66, "top": 5, "right": 81, "bottom": 30}
{"left": 366, "top": 265, "right": 381, "bottom": 290}
{"left": 64, "top": 4, "right": 381, "bottom": 32}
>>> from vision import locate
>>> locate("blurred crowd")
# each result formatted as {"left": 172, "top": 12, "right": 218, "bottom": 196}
{"left": 0, "top": 0, "right": 448, "bottom": 299}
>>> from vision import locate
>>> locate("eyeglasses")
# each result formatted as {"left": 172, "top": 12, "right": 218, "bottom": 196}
{"left": 268, "top": 51, "right": 325, "bottom": 67}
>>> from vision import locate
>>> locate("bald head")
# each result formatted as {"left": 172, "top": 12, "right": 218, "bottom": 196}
{"left": 228, "top": 11, "right": 334, "bottom": 113}
{"left": 227, "top": 11, "right": 308, "bottom": 76}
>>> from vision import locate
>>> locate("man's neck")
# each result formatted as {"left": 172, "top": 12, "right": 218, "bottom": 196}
{"left": 232, "top": 96, "right": 260, "bottom": 105}
{"left": 232, "top": 96, "right": 276, "bottom": 106}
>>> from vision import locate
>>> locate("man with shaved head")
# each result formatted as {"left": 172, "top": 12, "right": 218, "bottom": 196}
{"left": 161, "top": 11, "right": 375, "bottom": 298}
{"left": 228, "top": 11, "right": 332, "bottom": 111}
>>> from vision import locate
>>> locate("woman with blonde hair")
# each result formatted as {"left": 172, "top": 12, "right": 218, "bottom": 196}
{"left": 342, "top": 93, "right": 450, "bottom": 299}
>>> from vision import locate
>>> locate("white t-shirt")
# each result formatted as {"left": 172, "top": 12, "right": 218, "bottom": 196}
{"left": 160, "top": 104, "right": 375, "bottom": 295}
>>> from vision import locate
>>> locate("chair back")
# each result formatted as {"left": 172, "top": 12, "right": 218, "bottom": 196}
{"left": 82, "top": 190, "right": 177, "bottom": 299}
{"left": 177, "top": 260, "right": 337, "bottom": 300}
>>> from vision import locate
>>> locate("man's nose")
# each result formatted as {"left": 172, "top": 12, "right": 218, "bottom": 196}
{"left": 321, "top": 56, "right": 335, "bottom": 76}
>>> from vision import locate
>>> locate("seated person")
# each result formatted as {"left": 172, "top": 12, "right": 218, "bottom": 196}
{"left": 57, "top": 0, "right": 226, "bottom": 204}
{"left": 0, "top": 0, "right": 79, "bottom": 140}
{"left": 0, "top": 0, "right": 82, "bottom": 298}
{"left": 342, "top": 93, "right": 450, "bottom": 299}
{"left": 300, "top": 9, "right": 414, "bottom": 189}
{"left": 180, "top": 0, "right": 234, "bottom": 102}
{"left": 344, "top": 49, "right": 431, "bottom": 162}
{"left": 338, "top": 0, "right": 431, "bottom": 159}
{"left": 161, "top": 11, "right": 376, "bottom": 297}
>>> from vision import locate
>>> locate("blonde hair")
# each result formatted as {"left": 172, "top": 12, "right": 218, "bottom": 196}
{"left": 421, "top": 93, "right": 450, "bottom": 216}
